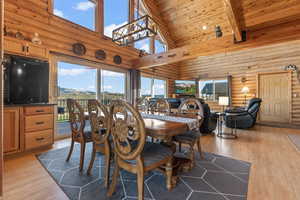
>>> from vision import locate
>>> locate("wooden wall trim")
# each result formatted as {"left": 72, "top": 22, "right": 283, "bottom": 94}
{"left": 0, "top": 0, "right": 3, "bottom": 197}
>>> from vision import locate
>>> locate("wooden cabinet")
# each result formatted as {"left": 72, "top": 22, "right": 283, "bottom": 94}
{"left": 4, "top": 37, "right": 48, "bottom": 59}
{"left": 23, "top": 105, "right": 54, "bottom": 151}
{"left": 4, "top": 38, "right": 24, "bottom": 55}
{"left": 24, "top": 114, "right": 53, "bottom": 132}
{"left": 25, "top": 129, "right": 53, "bottom": 150}
{"left": 4, "top": 107, "right": 20, "bottom": 154}
{"left": 4, "top": 105, "right": 54, "bottom": 155}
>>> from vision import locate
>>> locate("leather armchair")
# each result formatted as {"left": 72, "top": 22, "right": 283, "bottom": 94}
{"left": 225, "top": 98, "right": 262, "bottom": 129}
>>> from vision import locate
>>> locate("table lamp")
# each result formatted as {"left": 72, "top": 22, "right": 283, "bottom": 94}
{"left": 241, "top": 86, "right": 249, "bottom": 106}
{"left": 218, "top": 96, "right": 229, "bottom": 112}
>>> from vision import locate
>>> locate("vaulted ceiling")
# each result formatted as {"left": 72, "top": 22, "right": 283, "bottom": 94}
{"left": 155, "top": 0, "right": 300, "bottom": 47}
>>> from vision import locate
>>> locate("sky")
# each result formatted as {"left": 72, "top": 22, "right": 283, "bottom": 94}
{"left": 54, "top": 1, "right": 166, "bottom": 96}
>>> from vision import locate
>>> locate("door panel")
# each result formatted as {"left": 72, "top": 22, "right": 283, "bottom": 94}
{"left": 259, "top": 73, "right": 290, "bottom": 123}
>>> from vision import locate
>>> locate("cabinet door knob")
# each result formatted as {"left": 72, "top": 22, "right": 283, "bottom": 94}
{"left": 36, "top": 137, "right": 45, "bottom": 141}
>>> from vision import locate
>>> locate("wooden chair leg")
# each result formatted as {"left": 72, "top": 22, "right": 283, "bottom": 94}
{"left": 104, "top": 144, "right": 111, "bottom": 188}
{"left": 165, "top": 159, "right": 173, "bottom": 191}
{"left": 179, "top": 142, "right": 182, "bottom": 152}
{"left": 87, "top": 145, "right": 96, "bottom": 175}
{"left": 197, "top": 139, "right": 203, "bottom": 159}
{"left": 189, "top": 143, "right": 195, "bottom": 168}
{"left": 107, "top": 157, "right": 120, "bottom": 197}
{"left": 137, "top": 167, "right": 145, "bottom": 200}
{"left": 66, "top": 139, "right": 74, "bottom": 162}
{"left": 79, "top": 142, "right": 86, "bottom": 172}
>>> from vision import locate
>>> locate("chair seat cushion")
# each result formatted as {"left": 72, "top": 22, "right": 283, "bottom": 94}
{"left": 83, "top": 131, "right": 92, "bottom": 141}
{"left": 127, "top": 142, "right": 173, "bottom": 167}
{"left": 174, "top": 130, "right": 201, "bottom": 144}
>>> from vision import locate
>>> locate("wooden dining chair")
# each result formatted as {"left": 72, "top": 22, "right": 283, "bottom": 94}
{"left": 136, "top": 97, "right": 150, "bottom": 112}
{"left": 66, "top": 99, "right": 93, "bottom": 172}
{"left": 149, "top": 99, "right": 170, "bottom": 114}
{"left": 86, "top": 99, "right": 111, "bottom": 187}
{"left": 107, "top": 100, "right": 174, "bottom": 200}
{"left": 173, "top": 98, "right": 204, "bottom": 167}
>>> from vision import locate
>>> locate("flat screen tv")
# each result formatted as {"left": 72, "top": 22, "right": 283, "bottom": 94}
{"left": 4, "top": 55, "right": 49, "bottom": 104}
{"left": 175, "top": 80, "right": 196, "bottom": 95}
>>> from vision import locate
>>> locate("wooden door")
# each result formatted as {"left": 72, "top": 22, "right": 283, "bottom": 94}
{"left": 3, "top": 107, "right": 20, "bottom": 154}
{"left": 259, "top": 72, "right": 290, "bottom": 123}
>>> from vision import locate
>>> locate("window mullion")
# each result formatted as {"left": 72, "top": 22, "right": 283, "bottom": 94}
{"left": 151, "top": 78, "right": 155, "bottom": 98}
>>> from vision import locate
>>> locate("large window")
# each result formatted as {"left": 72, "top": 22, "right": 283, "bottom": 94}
{"left": 155, "top": 39, "right": 167, "bottom": 54}
{"left": 104, "top": 0, "right": 129, "bottom": 37}
{"left": 140, "top": 76, "right": 167, "bottom": 98}
{"left": 135, "top": 38, "right": 150, "bottom": 54}
{"left": 53, "top": 0, "right": 96, "bottom": 31}
{"left": 101, "top": 70, "right": 127, "bottom": 104}
{"left": 199, "top": 79, "right": 228, "bottom": 101}
{"left": 57, "top": 62, "right": 97, "bottom": 100}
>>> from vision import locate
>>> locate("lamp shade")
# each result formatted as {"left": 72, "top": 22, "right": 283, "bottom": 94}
{"left": 241, "top": 86, "right": 250, "bottom": 94}
{"left": 218, "top": 96, "right": 229, "bottom": 106}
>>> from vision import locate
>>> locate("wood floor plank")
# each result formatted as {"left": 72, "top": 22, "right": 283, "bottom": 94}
{"left": 2, "top": 126, "right": 300, "bottom": 200}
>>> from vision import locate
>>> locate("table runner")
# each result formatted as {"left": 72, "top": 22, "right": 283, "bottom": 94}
{"left": 141, "top": 113, "right": 199, "bottom": 130}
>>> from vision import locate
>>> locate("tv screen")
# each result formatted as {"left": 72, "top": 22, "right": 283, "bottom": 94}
{"left": 6, "top": 55, "right": 49, "bottom": 104}
{"left": 175, "top": 80, "right": 196, "bottom": 95}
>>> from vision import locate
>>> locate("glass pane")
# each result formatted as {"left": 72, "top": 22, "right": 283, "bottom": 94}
{"left": 104, "top": 0, "right": 129, "bottom": 37}
{"left": 53, "top": 0, "right": 96, "bottom": 30}
{"left": 135, "top": 38, "right": 150, "bottom": 53}
{"left": 153, "top": 79, "right": 166, "bottom": 98}
{"left": 199, "top": 80, "right": 214, "bottom": 101}
{"left": 101, "top": 70, "right": 126, "bottom": 105}
{"left": 155, "top": 40, "right": 166, "bottom": 54}
{"left": 140, "top": 76, "right": 152, "bottom": 98}
{"left": 215, "top": 79, "right": 228, "bottom": 100}
{"left": 57, "top": 61, "right": 96, "bottom": 138}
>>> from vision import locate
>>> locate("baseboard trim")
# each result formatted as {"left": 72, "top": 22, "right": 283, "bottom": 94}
{"left": 257, "top": 122, "right": 300, "bottom": 129}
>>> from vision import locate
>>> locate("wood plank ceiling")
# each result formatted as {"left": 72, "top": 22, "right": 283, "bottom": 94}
{"left": 156, "top": 0, "right": 300, "bottom": 47}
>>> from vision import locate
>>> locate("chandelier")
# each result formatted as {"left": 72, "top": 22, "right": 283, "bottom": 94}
{"left": 112, "top": 15, "right": 157, "bottom": 46}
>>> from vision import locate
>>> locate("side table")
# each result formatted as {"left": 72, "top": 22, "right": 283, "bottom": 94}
{"left": 216, "top": 112, "right": 238, "bottom": 139}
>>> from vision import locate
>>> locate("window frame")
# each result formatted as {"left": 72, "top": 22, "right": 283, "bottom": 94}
{"left": 140, "top": 74, "right": 168, "bottom": 98}
{"left": 51, "top": 54, "right": 130, "bottom": 103}
{"left": 198, "top": 77, "right": 230, "bottom": 102}
{"left": 49, "top": 0, "right": 104, "bottom": 34}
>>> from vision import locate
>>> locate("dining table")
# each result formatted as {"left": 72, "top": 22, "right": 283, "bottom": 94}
{"left": 141, "top": 112, "right": 203, "bottom": 188}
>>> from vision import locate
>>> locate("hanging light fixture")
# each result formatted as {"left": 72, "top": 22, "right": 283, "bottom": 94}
{"left": 112, "top": 0, "right": 158, "bottom": 46}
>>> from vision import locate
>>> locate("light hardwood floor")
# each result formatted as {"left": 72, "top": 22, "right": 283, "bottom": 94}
{"left": 3, "top": 125, "right": 300, "bottom": 200}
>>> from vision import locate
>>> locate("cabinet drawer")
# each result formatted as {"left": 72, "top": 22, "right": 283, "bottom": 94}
{"left": 24, "top": 106, "right": 54, "bottom": 115}
{"left": 25, "top": 114, "right": 53, "bottom": 132}
{"left": 25, "top": 129, "right": 53, "bottom": 150}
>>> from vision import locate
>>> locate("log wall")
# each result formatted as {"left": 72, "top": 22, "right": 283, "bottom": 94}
{"left": 178, "top": 40, "right": 300, "bottom": 125}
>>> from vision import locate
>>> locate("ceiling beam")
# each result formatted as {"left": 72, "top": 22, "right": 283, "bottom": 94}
{"left": 133, "top": 19, "right": 300, "bottom": 69}
{"left": 142, "top": 0, "right": 176, "bottom": 49}
{"left": 223, "top": 0, "right": 244, "bottom": 42}
{"left": 133, "top": 36, "right": 233, "bottom": 69}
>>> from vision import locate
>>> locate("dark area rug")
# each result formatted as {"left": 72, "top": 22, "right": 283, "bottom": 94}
{"left": 37, "top": 144, "right": 251, "bottom": 200}
{"left": 288, "top": 134, "right": 300, "bottom": 152}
